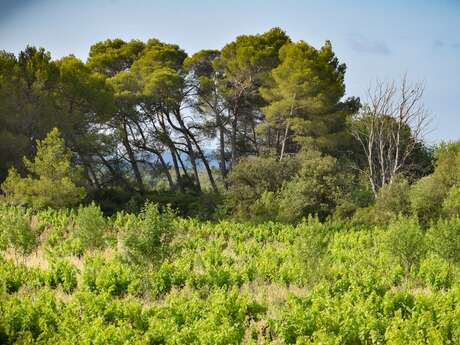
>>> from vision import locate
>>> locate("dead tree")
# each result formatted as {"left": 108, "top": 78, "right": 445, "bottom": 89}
{"left": 351, "top": 74, "right": 431, "bottom": 195}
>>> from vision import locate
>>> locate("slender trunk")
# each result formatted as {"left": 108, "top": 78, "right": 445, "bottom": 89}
{"left": 121, "top": 121, "right": 144, "bottom": 192}
{"left": 180, "top": 118, "right": 217, "bottom": 193}
{"left": 189, "top": 134, "right": 218, "bottom": 193}
{"left": 157, "top": 154, "right": 174, "bottom": 190}
{"left": 86, "top": 163, "right": 101, "bottom": 189}
{"left": 252, "top": 125, "right": 259, "bottom": 156}
{"left": 280, "top": 93, "right": 296, "bottom": 161}
{"left": 187, "top": 144, "right": 202, "bottom": 191}
{"left": 280, "top": 118, "right": 291, "bottom": 161}
{"left": 129, "top": 118, "right": 174, "bottom": 191}
{"left": 231, "top": 116, "right": 238, "bottom": 167}
{"left": 137, "top": 144, "right": 175, "bottom": 191}
{"left": 166, "top": 111, "right": 201, "bottom": 191}
{"left": 175, "top": 149, "right": 189, "bottom": 177}
{"left": 275, "top": 129, "right": 281, "bottom": 155}
{"left": 168, "top": 145, "right": 181, "bottom": 181}
{"left": 217, "top": 113, "right": 227, "bottom": 188}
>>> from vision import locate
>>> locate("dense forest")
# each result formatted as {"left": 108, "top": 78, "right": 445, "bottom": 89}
{"left": 1, "top": 28, "right": 460, "bottom": 344}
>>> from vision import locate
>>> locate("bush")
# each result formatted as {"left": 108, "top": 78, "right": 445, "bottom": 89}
{"left": 0, "top": 260, "right": 47, "bottom": 293}
{"left": 226, "top": 155, "right": 299, "bottom": 220}
{"left": 426, "top": 217, "right": 460, "bottom": 264}
{"left": 374, "top": 176, "right": 411, "bottom": 217}
{"left": 0, "top": 205, "right": 38, "bottom": 256}
{"left": 82, "top": 255, "right": 140, "bottom": 296}
{"left": 409, "top": 175, "right": 447, "bottom": 225}
{"left": 277, "top": 149, "right": 344, "bottom": 222}
{"left": 93, "top": 188, "right": 222, "bottom": 219}
{"left": 122, "top": 202, "right": 175, "bottom": 266}
{"left": 409, "top": 142, "right": 460, "bottom": 225}
{"left": 296, "top": 217, "right": 331, "bottom": 284}
{"left": 144, "top": 288, "right": 263, "bottom": 345}
{"left": 0, "top": 289, "right": 60, "bottom": 343}
{"left": 74, "top": 203, "right": 107, "bottom": 250}
{"left": 150, "top": 261, "right": 187, "bottom": 296}
{"left": 352, "top": 176, "right": 410, "bottom": 227}
{"left": 418, "top": 255, "right": 452, "bottom": 290}
{"left": 384, "top": 217, "right": 426, "bottom": 274}
{"left": 442, "top": 185, "right": 460, "bottom": 218}
{"left": 47, "top": 259, "right": 78, "bottom": 293}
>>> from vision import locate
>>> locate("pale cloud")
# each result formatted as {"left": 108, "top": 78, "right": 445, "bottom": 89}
{"left": 349, "top": 33, "right": 390, "bottom": 55}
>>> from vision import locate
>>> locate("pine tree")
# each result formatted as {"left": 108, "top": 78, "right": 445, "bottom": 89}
{"left": 1, "top": 128, "right": 86, "bottom": 208}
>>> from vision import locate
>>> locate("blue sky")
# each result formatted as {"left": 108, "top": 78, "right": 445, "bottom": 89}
{"left": 0, "top": 0, "right": 459, "bottom": 142}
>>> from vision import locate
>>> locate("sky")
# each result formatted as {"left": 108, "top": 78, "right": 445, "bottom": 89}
{"left": 0, "top": 0, "right": 459, "bottom": 142}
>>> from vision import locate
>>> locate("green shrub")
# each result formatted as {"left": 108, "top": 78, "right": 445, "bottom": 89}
{"left": 0, "top": 205, "right": 38, "bottom": 256}
{"left": 352, "top": 176, "right": 410, "bottom": 227}
{"left": 226, "top": 155, "right": 299, "bottom": 220}
{"left": 74, "top": 202, "right": 107, "bottom": 250}
{"left": 409, "top": 175, "right": 447, "bottom": 225}
{"left": 296, "top": 217, "right": 331, "bottom": 284}
{"left": 82, "top": 255, "right": 140, "bottom": 296}
{"left": 418, "top": 255, "right": 452, "bottom": 290}
{"left": 122, "top": 202, "right": 175, "bottom": 266}
{"left": 0, "top": 260, "right": 47, "bottom": 293}
{"left": 442, "top": 185, "right": 460, "bottom": 218}
{"left": 384, "top": 217, "right": 426, "bottom": 274}
{"left": 47, "top": 259, "right": 78, "bottom": 293}
{"left": 383, "top": 290, "right": 415, "bottom": 319}
{"left": 0, "top": 289, "right": 60, "bottom": 343}
{"left": 277, "top": 149, "right": 344, "bottom": 222}
{"left": 409, "top": 142, "right": 460, "bottom": 225}
{"left": 426, "top": 217, "right": 460, "bottom": 264}
{"left": 144, "top": 288, "right": 263, "bottom": 345}
{"left": 150, "top": 261, "right": 188, "bottom": 296}
{"left": 374, "top": 176, "right": 411, "bottom": 216}
{"left": 0, "top": 204, "right": 459, "bottom": 344}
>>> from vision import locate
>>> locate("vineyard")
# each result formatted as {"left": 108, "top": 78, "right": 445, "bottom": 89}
{"left": 1, "top": 203, "right": 459, "bottom": 344}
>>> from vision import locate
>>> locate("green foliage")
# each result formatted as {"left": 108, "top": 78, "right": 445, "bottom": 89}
{"left": 277, "top": 149, "right": 345, "bottom": 222}
{"left": 227, "top": 149, "right": 349, "bottom": 222}
{"left": 0, "top": 259, "right": 47, "bottom": 294}
{"left": 418, "top": 255, "right": 452, "bottom": 290}
{"left": 47, "top": 259, "right": 78, "bottom": 293}
{"left": 0, "top": 205, "right": 38, "bottom": 255}
{"left": 384, "top": 217, "right": 426, "bottom": 274}
{"left": 82, "top": 255, "right": 140, "bottom": 296}
{"left": 227, "top": 155, "right": 299, "bottom": 220}
{"left": 1, "top": 128, "right": 85, "bottom": 209}
{"left": 410, "top": 141, "right": 460, "bottom": 225}
{"left": 409, "top": 174, "right": 446, "bottom": 225}
{"left": 122, "top": 202, "right": 175, "bottom": 266}
{"left": 353, "top": 176, "right": 411, "bottom": 226}
{"left": 1, "top": 28, "right": 460, "bottom": 345}
{"left": 296, "top": 217, "right": 332, "bottom": 284}
{"left": 260, "top": 40, "right": 348, "bottom": 152}
{"left": 375, "top": 176, "right": 411, "bottom": 217}
{"left": 0, "top": 197, "right": 460, "bottom": 344}
{"left": 145, "top": 288, "right": 262, "bottom": 345}
{"left": 87, "top": 38, "right": 145, "bottom": 76}
{"left": 442, "top": 185, "right": 460, "bottom": 218}
{"left": 73, "top": 202, "right": 108, "bottom": 250}
{"left": 426, "top": 217, "right": 460, "bottom": 264}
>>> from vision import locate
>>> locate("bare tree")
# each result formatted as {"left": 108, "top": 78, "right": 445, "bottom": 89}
{"left": 351, "top": 74, "right": 431, "bottom": 195}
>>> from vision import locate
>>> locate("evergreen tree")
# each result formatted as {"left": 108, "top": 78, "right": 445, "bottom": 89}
{"left": 1, "top": 128, "right": 86, "bottom": 208}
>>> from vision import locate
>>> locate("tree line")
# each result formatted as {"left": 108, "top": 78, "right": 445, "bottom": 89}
{"left": 0, "top": 28, "right": 436, "bottom": 219}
